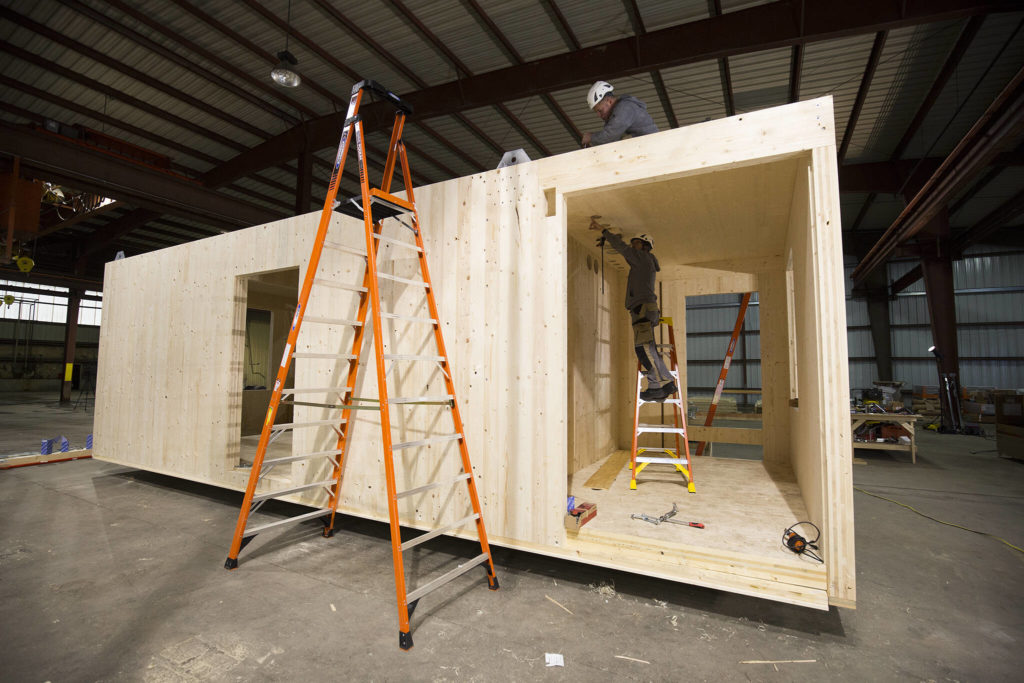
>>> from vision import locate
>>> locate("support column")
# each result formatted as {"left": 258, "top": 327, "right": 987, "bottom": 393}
{"left": 295, "top": 144, "right": 313, "bottom": 216}
{"left": 863, "top": 266, "right": 894, "bottom": 382}
{"left": 918, "top": 209, "right": 961, "bottom": 430}
{"left": 60, "top": 289, "right": 82, "bottom": 404}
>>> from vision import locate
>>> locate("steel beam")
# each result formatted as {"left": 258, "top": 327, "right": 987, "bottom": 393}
{"left": 59, "top": 288, "right": 81, "bottom": 404}
{"left": 851, "top": 65, "right": 1024, "bottom": 283}
{"left": 919, "top": 213, "right": 961, "bottom": 430}
{"left": 0, "top": 121, "right": 283, "bottom": 229}
{"left": 206, "top": 0, "right": 1013, "bottom": 187}
{"left": 838, "top": 31, "right": 887, "bottom": 164}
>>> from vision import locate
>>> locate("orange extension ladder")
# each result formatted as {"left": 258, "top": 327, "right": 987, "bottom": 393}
{"left": 629, "top": 318, "right": 694, "bottom": 492}
{"left": 224, "top": 80, "right": 498, "bottom": 650}
{"left": 694, "top": 292, "right": 752, "bottom": 456}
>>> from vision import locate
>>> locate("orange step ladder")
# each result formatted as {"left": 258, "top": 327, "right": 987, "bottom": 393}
{"left": 629, "top": 318, "right": 694, "bottom": 491}
{"left": 224, "top": 80, "right": 499, "bottom": 650}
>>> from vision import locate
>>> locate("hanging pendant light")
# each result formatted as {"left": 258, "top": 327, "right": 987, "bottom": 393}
{"left": 270, "top": 0, "right": 301, "bottom": 88}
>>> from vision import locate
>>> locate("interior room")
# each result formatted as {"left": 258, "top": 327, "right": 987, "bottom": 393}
{"left": 562, "top": 152, "right": 824, "bottom": 576}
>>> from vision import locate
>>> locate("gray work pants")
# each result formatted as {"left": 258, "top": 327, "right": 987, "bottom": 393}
{"left": 630, "top": 302, "right": 672, "bottom": 388}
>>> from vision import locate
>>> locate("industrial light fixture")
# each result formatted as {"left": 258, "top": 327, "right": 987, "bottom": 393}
{"left": 928, "top": 345, "right": 942, "bottom": 359}
{"left": 270, "top": 0, "right": 301, "bottom": 88}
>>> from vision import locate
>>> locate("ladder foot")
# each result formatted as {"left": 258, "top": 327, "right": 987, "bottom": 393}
{"left": 687, "top": 482, "right": 696, "bottom": 493}
{"left": 629, "top": 480, "right": 637, "bottom": 490}
{"left": 486, "top": 571, "right": 500, "bottom": 590}
{"left": 224, "top": 556, "right": 239, "bottom": 570}
{"left": 399, "top": 630, "right": 414, "bottom": 651}
{"left": 322, "top": 526, "right": 335, "bottom": 538}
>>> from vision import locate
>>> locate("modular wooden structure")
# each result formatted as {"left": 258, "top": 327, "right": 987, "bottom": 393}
{"left": 94, "top": 97, "right": 854, "bottom": 610}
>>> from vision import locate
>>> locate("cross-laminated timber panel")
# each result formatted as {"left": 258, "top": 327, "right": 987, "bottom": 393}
{"left": 94, "top": 96, "right": 853, "bottom": 609}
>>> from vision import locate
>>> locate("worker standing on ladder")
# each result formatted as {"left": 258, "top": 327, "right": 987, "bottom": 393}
{"left": 590, "top": 220, "right": 677, "bottom": 402}
{"left": 581, "top": 80, "right": 659, "bottom": 147}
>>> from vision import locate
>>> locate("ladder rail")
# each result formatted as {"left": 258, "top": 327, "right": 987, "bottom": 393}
{"left": 354, "top": 116, "right": 414, "bottom": 641}
{"left": 225, "top": 85, "right": 364, "bottom": 568}
{"left": 400, "top": 142, "right": 500, "bottom": 589}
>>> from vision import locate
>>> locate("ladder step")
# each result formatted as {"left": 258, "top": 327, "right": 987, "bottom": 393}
{"left": 396, "top": 472, "right": 471, "bottom": 499}
{"left": 637, "top": 423, "right": 687, "bottom": 434}
{"left": 313, "top": 278, "right": 367, "bottom": 293}
{"left": 384, "top": 354, "right": 445, "bottom": 362}
{"left": 636, "top": 456, "right": 692, "bottom": 465}
{"left": 273, "top": 418, "right": 346, "bottom": 430}
{"left": 282, "top": 387, "right": 352, "bottom": 396}
{"left": 380, "top": 312, "right": 437, "bottom": 325}
{"left": 244, "top": 508, "right": 331, "bottom": 536}
{"left": 325, "top": 242, "right": 370, "bottom": 259}
{"left": 335, "top": 191, "right": 415, "bottom": 223}
{"left": 400, "top": 513, "right": 479, "bottom": 551}
{"left": 378, "top": 272, "right": 429, "bottom": 288}
{"left": 374, "top": 233, "right": 423, "bottom": 253}
{"left": 292, "top": 352, "right": 358, "bottom": 360}
{"left": 639, "top": 397, "right": 682, "bottom": 406}
{"left": 263, "top": 449, "right": 343, "bottom": 466}
{"left": 388, "top": 395, "right": 453, "bottom": 405}
{"left": 405, "top": 552, "right": 490, "bottom": 604}
{"left": 251, "top": 479, "right": 337, "bottom": 502}
{"left": 304, "top": 315, "right": 363, "bottom": 327}
{"left": 393, "top": 433, "right": 462, "bottom": 451}
{"left": 638, "top": 447, "right": 677, "bottom": 454}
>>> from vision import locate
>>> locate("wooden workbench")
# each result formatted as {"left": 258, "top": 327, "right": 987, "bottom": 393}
{"left": 851, "top": 413, "right": 921, "bottom": 464}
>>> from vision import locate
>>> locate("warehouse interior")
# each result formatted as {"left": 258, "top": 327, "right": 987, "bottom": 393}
{"left": 2, "top": 1, "right": 1023, "bottom": 680}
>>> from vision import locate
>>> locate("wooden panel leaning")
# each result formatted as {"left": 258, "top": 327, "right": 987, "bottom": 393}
{"left": 95, "top": 96, "right": 854, "bottom": 610}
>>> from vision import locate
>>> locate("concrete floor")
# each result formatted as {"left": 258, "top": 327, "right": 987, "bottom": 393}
{"left": 1, "top": 400, "right": 1023, "bottom": 681}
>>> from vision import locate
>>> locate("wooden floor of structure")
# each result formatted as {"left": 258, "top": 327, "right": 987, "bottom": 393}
{"left": 568, "top": 451, "right": 813, "bottom": 570}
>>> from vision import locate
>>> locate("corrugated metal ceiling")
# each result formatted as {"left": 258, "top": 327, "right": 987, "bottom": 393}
{"left": 0, "top": 1, "right": 1021, "bottom": 281}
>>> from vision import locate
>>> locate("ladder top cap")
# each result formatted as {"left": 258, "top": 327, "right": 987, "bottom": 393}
{"left": 353, "top": 80, "right": 413, "bottom": 116}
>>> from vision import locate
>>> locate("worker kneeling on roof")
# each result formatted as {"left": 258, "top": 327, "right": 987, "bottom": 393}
{"left": 590, "top": 222, "right": 677, "bottom": 402}
{"left": 581, "top": 80, "right": 659, "bottom": 147}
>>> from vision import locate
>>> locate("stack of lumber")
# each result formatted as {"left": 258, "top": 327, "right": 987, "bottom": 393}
{"left": 911, "top": 397, "right": 941, "bottom": 416}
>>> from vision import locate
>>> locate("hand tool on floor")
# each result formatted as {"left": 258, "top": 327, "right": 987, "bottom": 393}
{"left": 631, "top": 503, "right": 704, "bottom": 528}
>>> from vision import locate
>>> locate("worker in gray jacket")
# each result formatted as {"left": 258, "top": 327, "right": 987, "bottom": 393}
{"left": 589, "top": 219, "right": 676, "bottom": 402}
{"left": 581, "top": 80, "right": 659, "bottom": 147}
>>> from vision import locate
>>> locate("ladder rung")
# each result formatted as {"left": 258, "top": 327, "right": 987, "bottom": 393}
{"left": 638, "top": 447, "right": 677, "bottom": 454}
{"left": 637, "top": 423, "right": 686, "bottom": 434}
{"left": 388, "top": 395, "right": 453, "bottom": 405}
{"left": 304, "top": 316, "right": 363, "bottom": 327}
{"left": 273, "top": 418, "right": 346, "bottom": 430}
{"left": 405, "top": 552, "right": 490, "bottom": 604}
{"left": 639, "top": 397, "right": 682, "bottom": 406}
{"left": 396, "top": 472, "right": 471, "bottom": 499}
{"left": 244, "top": 508, "right": 331, "bottom": 535}
{"left": 380, "top": 312, "right": 437, "bottom": 324}
{"left": 378, "top": 272, "right": 429, "bottom": 288}
{"left": 292, "top": 352, "right": 358, "bottom": 360}
{"left": 374, "top": 233, "right": 423, "bottom": 253}
{"left": 314, "top": 278, "right": 367, "bottom": 293}
{"left": 393, "top": 434, "right": 462, "bottom": 451}
{"left": 324, "top": 242, "right": 368, "bottom": 258}
{"left": 384, "top": 354, "right": 445, "bottom": 362}
{"left": 282, "top": 387, "right": 352, "bottom": 396}
{"left": 251, "top": 479, "right": 337, "bottom": 502}
{"left": 400, "top": 513, "right": 479, "bottom": 551}
{"left": 635, "top": 456, "right": 691, "bottom": 465}
{"left": 263, "top": 449, "right": 343, "bottom": 466}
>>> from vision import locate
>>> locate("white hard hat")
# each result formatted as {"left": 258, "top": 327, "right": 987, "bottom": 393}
{"left": 587, "top": 81, "right": 614, "bottom": 109}
{"left": 632, "top": 233, "right": 654, "bottom": 249}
